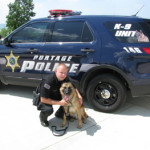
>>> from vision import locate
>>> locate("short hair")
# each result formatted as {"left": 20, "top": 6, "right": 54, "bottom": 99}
{"left": 56, "top": 63, "right": 68, "bottom": 70}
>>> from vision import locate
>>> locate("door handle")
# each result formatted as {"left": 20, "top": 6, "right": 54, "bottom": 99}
{"left": 27, "top": 48, "right": 38, "bottom": 54}
{"left": 81, "top": 48, "right": 95, "bottom": 53}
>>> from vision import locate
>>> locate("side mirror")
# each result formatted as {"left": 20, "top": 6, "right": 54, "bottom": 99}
{"left": 2, "top": 37, "right": 10, "bottom": 46}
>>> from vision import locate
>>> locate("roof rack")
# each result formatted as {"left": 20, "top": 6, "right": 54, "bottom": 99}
{"left": 48, "top": 9, "right": 82, "bottom": 17}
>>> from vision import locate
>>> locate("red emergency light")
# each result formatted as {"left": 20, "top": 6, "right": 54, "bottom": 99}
{"left": 142, "top": 47, "right": 150, "bottom": 55}
{"left": 49, "top": 9, "right": 81, "bottom": 17}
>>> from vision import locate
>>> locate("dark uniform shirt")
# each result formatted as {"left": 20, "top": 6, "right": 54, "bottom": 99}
{"left": 40, "top": 73, "right": 70, "bottom": 101}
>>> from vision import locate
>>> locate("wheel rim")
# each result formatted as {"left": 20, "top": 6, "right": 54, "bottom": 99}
{"left": 94, "top": 82, "right": 118, "bottom": 106}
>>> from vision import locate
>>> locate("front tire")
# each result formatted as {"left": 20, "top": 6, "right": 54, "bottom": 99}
{"left": 86, "top": 74, "right": 126, "bottom": 112}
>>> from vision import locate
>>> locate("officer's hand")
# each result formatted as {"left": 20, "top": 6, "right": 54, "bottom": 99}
{"left": 59, "top": 99, "right": 68, "bottom": 106}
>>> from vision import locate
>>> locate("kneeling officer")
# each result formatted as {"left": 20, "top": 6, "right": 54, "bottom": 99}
{"left": 37, "top": 63, "right": 82, "bottom": 127}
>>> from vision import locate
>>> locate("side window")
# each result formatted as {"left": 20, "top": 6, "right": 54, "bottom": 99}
{"left": 82, "top": 23, "right": 93, "bottom": 42}
{"left": 11, "top": 22, "right": 49, "bottom": 43}
{"left": 105, "top": 22, "right": 150, "bottom": 43}
{"left": 51, "top": 21, "right": 84, "bottom": 42}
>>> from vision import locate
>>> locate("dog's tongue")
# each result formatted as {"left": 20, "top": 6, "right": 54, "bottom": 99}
{"left": 65, "top": 95, "right": 69, "bottom": 101}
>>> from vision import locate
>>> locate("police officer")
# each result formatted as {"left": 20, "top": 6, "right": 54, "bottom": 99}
{"left": 37, "top": 63, "right": 83, "bottom": 127}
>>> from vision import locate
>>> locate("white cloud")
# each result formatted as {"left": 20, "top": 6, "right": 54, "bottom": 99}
{"left": 33, "top": 0, "right": 81, "bottom": 19}
{"left": 59, "top": 0, "right": 80, "bottom": 2}
{"left": 34, "top": 2, "right": 47, "bottom": 18}
{"left": 0, "top": 0, "right": 150, "bottom": 24}
{"left": 0, "top": 0, "right": 14, "bottom": 23}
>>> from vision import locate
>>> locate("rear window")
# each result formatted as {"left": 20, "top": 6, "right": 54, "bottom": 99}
{"left": 50, "top": 21, "right": 93, "bottom": 42}
{"left": 105, "top": 22, "right": 150, "bottom": 43}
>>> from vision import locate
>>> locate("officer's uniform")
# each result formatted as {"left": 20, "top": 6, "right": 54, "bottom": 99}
{"left": 37, "top": 73, "right": 71, "bottom": 123}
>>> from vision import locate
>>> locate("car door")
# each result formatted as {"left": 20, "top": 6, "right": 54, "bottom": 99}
{"left": 40, "top": 20, "right": 101, "bottom": 79}
{"left": 0, "top": 21, "right": 50, "bottom": 86}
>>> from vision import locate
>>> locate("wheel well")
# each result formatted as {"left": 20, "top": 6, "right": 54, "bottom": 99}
{"left": 80, "top": 68, "right": 129, "bottom": 95}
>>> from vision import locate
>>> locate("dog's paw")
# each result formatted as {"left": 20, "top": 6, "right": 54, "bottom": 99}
{"left": 77, "top": 124, "right": 82, "bottom": 129}
{"left": 83, "top": 119, "right": 87, "bottom": 124}
{"left": 61, "top": 123, "right": 66, "bottom": 127}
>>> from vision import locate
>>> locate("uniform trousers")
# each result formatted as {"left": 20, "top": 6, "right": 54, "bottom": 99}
{"left": 38, "top": 102, "right": 64, "bottom": 122}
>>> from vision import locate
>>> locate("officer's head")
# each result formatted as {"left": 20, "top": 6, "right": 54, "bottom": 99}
{"left": 55, "top": 63, "right": 68, "bottom": 81}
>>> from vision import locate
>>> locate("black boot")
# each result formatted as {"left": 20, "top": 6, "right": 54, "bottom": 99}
{"left": 41, "top": 120, "right": 49, "bottom": 127}
{"left": 39, "top": 111, "right": 50, "bottom": 127}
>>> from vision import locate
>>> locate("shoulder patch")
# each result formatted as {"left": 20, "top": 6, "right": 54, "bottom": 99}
{"left": 44, "top": 83, "right": 51, "bottom": 90}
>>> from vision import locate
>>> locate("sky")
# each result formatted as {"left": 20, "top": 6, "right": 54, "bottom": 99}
{"left": 0, "top": 0, "right": 150, "bottom": 24}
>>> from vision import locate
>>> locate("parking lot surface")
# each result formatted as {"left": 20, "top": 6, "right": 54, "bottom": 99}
{"left": 1, "top": 85, "right": 150, "bottom": 150}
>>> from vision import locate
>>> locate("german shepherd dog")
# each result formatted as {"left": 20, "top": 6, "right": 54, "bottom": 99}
{"left": 60, "top": 82, "right": 88, "bottom": 128}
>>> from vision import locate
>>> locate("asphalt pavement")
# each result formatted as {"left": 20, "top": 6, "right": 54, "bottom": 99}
{"left": 1, "top": 84, "right": 150, "bottom": 150}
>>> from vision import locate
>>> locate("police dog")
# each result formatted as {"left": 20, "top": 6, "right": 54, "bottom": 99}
{"left": 60, "top": 82, "right": 88, "bottom": 128}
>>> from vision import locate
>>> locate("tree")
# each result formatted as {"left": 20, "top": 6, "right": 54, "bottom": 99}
{"left": 0, "top": 28, "right": 11, "bottom": 38}
{"left": 6, "top": 0, "right": 35, "bottom": 31}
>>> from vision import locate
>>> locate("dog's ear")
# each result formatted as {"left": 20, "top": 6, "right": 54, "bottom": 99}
{"left": 60, "top": 85, "right": 64, "bottom": 95}
{"left": 70, "top": 82, "right": 75, "bottom": 89}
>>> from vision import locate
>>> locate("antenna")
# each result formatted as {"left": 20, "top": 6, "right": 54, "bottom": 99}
{"left": 133, "top": 5, "right": 144, "bottom": 16}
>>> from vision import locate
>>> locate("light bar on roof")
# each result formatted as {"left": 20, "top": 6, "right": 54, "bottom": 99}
{"left": 49, "top": 9, "right": 82, "bottom": 17}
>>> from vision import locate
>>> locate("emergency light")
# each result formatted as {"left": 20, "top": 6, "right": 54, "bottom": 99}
{"left": 142, "top": 48, "right": 150, "bottom": 54}
{"left": 49, "top": 9, "right": 81, "bottom": 17}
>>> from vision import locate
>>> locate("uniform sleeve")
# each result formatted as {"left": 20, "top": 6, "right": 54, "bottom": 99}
{"left": 40, "top": 79, "right": 51, "bottom": 98}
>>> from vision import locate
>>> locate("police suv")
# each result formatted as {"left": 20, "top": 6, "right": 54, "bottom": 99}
{"left": 0, "top": 9, "right": 150, "bottom": 112}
